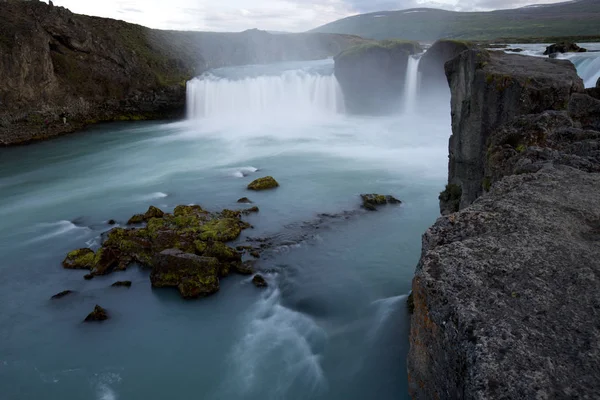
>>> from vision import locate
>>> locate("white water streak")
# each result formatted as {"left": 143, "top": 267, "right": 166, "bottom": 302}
{"left": 403, "top": 56, "right": 421, "bottom": 114}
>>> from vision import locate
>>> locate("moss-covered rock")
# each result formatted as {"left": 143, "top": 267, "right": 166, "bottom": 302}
{"left": 150, "top": 249, "right": 220, "bottom": 299}
{"left": 248, "top": 176, "right": 279, "bottom": 191}
{"left": 127, "top": 206, "right": 165, "bottom": 225}
{"left": 62, "top": 248, "right": 95, "bottom": 269}
{"left": 242, "top": 206, "right": 260, "bottom": 215}
{"left": 439, "top": 184, "right": 462, "bottom": 215}
{"left": 84, "top": 305, "right": 109, "bottom": 322}
{"left": 360, "top": 194, "right": 402, "bottom": 211}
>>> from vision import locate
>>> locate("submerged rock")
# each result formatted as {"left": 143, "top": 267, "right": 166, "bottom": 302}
{"left": 83, "top": 273, "right": 94, "bottom": 280}
{"left": 150, "top": 249, "right": 220, "bottom": 299}
{"left": 62, "top": 248, "right": 95, "bottom": 270}
{"left": 84, "top": 305, "right": 109, "bottom": 322}
{"left": 235, "top": 260, "right": 256, "bottom": 275}
{"left": 247, "top": 176, "right": 279, "bottom": 191}
{"left": 51, "top": 290, "right": 75, "bottom": 300}
{"left": 360, "top": 194, "right": 402, "bottom": 211}
{"left": 252, "top": 274, "right": 268, "bottom": 288}
{"left": 111, "top": 281, "right": 132, "bottom": 288}
{"left": 107, "top": 219, "right": 116, "bottom": 225}
{"left": 242, "top": 206, "right": 260, "bottom": 215}
{"left": 237, "top": 197, "right": 253, "bottom": 204}
{"left": 543, "top": 41, "right": 587, "bottom": 55}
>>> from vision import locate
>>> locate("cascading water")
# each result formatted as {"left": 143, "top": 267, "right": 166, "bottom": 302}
{"left": 403, "top": 56, "right": 421, "bottom": 114}
{"left": 566, "top": 52, "right": 600, "bottom": 88}
{"left": 186, "top": 60, "right": 345, "bottom": 121}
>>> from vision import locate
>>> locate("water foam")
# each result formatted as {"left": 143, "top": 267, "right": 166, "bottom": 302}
{"left": 29, "top": 220, "right": 91, "bottom": 243}
{"left": 227, "top": 280, "right": 327, "bottom": 397}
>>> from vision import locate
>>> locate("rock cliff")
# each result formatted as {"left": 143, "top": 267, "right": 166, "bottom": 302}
{"left": 334, "top": 40, "right": 421, "bottom": 114}
{"left": 0, "top": 0, "right": 366, "bottom": 145}
{"left": 408, "top": 49, "right": 600, "bottom": 398}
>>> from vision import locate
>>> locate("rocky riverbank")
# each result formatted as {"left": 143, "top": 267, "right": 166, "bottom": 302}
{"left": 0, "top": 0, "right": 367, "bottom": 145}
{"left": 408, "top": 47, "right": 600, "bottom": 398}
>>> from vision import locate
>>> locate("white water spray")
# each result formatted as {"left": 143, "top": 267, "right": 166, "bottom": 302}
{"left": 403, "top": 56, "right": 421, "bottom": 114}
{"left": 186, "top": 69, "right": 345, "bottom": 120}
{"left": 567, "top": 53, "right": 600, "bottom": 88}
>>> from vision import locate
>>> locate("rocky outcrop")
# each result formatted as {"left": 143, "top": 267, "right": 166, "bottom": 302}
{"left": 360, "top": 193, "right": 401, "bottom": 211}
{"left": 441, "top": 49, "right": 583, "bottom": 213}
{"left": 0, "top": 1, "right": 367, "bottom": 145}
{"left": 543, "top": 41, "right": 587, "bottom": 55}
{"left": 247, "top": 176, "right": 280, "bottom": 191}
{"left": 409, "top": 50, "right": 600, "bottom": 399}
{"left": 334, "top": 40, "right": 421, "bottom": 114}
{"left": 418, "top": 40, "right": 471, "bottom": 94}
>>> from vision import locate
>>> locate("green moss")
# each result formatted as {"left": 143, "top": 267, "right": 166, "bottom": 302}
{"left": 483, "top": 177, "right": 492, "bottom": 192}
{"left": 247, "top": 176, "right": 280, "bottom": 191}
{"left": 516, "top": 144, "right": 526, "bottom": 153}
{"left": 199, "top": 218, "right": 243, "bottom": 242}
{"left": 439, "top": 184, "right": 462, "bottom": 202}
{"left": 62, "top": 248, "right": 95, "bottom": 269}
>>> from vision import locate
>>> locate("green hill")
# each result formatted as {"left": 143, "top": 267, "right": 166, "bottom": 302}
{"left": 310, "top": 0, "right": 600, "bottom": 41}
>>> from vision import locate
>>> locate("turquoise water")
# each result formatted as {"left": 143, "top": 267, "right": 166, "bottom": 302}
{"left": 0, "top": 62, "right": 450, "bottom": 399}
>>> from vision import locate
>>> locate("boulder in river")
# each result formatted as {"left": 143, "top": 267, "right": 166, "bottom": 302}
{"left": 247, "top": 176, "right": 279, "bottom": 191}
{"left": 237, "top": 197, "right": 253, "bottom": 204}
{"left": 360, "top": 194, "right": 402, "bottom": 211}
{"left": 84, "top": 305, "right": 109, "bottom": 322}
{"left": 62, "top": 248, "right": 95, "bottom": 270}
{"left": 51, "top": 290, "right": 75, "bottom": 300}
{"left": 543, "top": 41, "right": 587, "bottom": 55}
{"left": 252, "top": 274, "right": 268, "bottom": 288}
{"left": 150, "top": 249, "right": 220, "bottom": 299}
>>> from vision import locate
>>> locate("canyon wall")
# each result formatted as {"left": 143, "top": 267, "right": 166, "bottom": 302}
{"left": 408, "top": 49, "right": 600, "bottom": 399}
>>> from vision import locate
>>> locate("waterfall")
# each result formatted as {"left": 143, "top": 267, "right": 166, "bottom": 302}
{"left": 403, "top": 55, "right": 421, "bottom": 114}
{"left": 564, "top": 52, "right": 600, "bottom": 88}
{"left": 186, "top": 65, "right": 345, "bottom": 121}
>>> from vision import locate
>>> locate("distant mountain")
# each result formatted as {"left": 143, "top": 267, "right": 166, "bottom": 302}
{"left": 310, "top": 0, "right": 600, "bottom": 41}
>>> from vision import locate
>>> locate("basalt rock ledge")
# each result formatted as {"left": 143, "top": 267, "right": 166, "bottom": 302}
{"left": 408, "top": 49, "right": 600, "bottom": 398}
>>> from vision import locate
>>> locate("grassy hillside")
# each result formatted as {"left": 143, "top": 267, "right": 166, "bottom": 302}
{"left": 311, "top": 0, "right": 600, "bottom": 41}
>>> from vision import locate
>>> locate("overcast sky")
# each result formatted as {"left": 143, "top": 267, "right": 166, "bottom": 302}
{"left": 48, "top": 0, "right": 567, "bottom": 32}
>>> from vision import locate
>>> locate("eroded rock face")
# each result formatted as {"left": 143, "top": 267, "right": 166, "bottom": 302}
{"left": 409, "top": 48, "right": 600, "bottom": 399}
{"left": 442, "top": 50, "right": 584, "bottom": 213}
{"left": 409, "top": 168, "right": 600, "bottom": 399}
{"left": 150, "top": 249, "right": 220, "bottom": 299}
{"left": 334, "top": 40, "right": 421, "bottom": 114}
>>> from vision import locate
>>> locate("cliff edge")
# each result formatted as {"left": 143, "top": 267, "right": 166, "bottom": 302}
{"left": 408, "top": 49, "right": 600, "bottom": 398}
{"left": 0, "top": 1, "right": 365, "bottom": 145}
